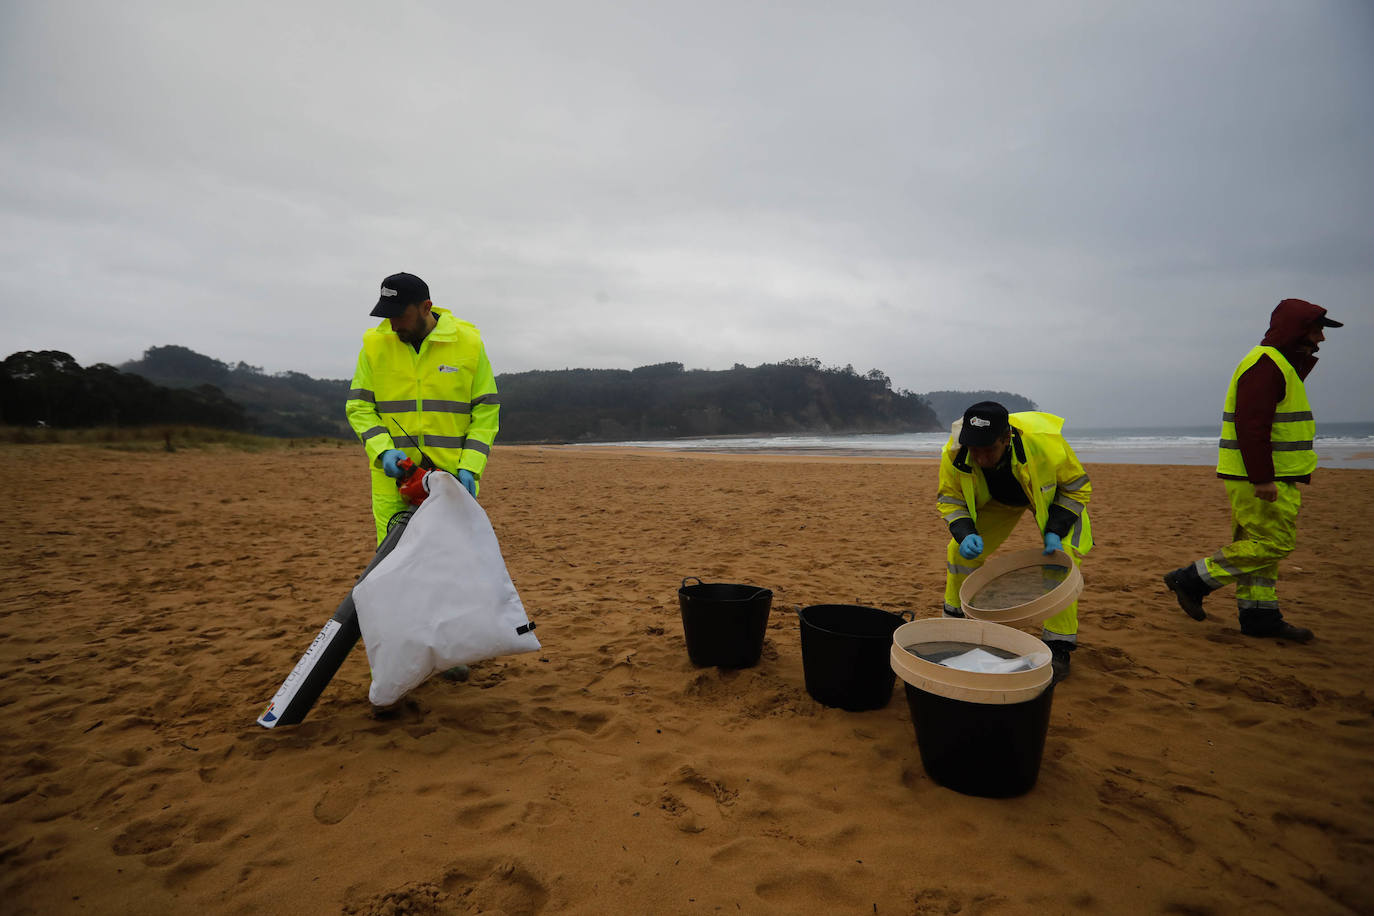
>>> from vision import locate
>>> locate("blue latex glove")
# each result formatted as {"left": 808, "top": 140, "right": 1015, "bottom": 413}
{"left": 380, "top": 449, "right": 407, "bottom": 478}
{"left": 457, "top": 469, "right": 477, "bottom": 497}
{"left": 1043, "top": 532, "right": 1063, "bottom": 555}
{"left": 958, "top": 533, "right": 984, "bottom": 559}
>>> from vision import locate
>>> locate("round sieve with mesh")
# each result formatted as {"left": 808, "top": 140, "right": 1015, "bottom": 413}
{"left": 957, "top": 548, "right": 1084, "bottom": 628}
{"left": 889, "top": 618, "right": 1052, "bottom": 704}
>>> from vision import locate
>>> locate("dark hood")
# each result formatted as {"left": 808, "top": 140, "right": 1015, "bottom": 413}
{"left": 1261, "top": 298, "right": 1330, "bottom": 349}
{"left": 1261, "top": 298, "right": 1329, "bottom": 378}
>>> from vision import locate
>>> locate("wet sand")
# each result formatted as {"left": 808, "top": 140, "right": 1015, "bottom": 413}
{"left": 2, "top": 443, "right": 1371, "bottom": 914}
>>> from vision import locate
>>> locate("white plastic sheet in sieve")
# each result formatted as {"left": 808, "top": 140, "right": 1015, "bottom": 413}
{"left": 902, "top": 641, "right": 1020, "bottom": 665}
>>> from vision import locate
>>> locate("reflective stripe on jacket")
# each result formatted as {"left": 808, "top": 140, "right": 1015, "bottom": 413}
{"left": 1216, "top": 346, "right": 1315, "bottom": 479}
{"left": 936, "top": 411, "right": 1094, "bottom": 554}
{"left": 345, "top": 308, "right": 499, "bottom": 479}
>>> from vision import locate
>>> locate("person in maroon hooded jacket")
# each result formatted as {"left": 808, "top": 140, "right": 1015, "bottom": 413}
{"left": 1163, "top": 298, "right": 1342, "bottom": 641}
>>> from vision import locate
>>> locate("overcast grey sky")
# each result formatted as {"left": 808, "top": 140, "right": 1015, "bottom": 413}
{"left": 2, "top": 1, "right": 1370, "bottom": 427}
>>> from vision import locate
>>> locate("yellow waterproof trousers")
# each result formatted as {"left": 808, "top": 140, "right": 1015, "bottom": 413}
{"left": 369, "top": 469, "right": 411, "bottom": 545}
{"left": 943, "top": 500, "right": 1080, "bottom": 641}
{"left": 1197, "top": 479, "right": 1300, "bottom": 632}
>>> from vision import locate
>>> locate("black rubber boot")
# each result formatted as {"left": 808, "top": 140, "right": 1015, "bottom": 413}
{"left": 1243, "top": 621, "right": 1314, "bottom": 643}
{"left": 1163, "top": 565, "right": 1211, "bottom": 621}
{"left": 1046, "top": 640, "right": 1074, "bottom": 684}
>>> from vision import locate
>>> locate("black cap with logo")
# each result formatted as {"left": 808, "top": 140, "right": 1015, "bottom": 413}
{"left": 958, "top": 401, "right": 1010, "bottom": 447}
{"left": 371, "top": 272, "right": 430, "bottom": 318}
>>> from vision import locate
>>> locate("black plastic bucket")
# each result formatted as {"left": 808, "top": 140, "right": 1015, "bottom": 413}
{"left": 903, "top": 682, "right": 1054, "bottom": 798}
{"left": 677, "top": 577, "right": 773, "bottom": 668}
{"left": 889, "top": 618, "right": 1055, "bottom": 798}
{"left": 799, "top": 604, "right": 911, "bottom": 711}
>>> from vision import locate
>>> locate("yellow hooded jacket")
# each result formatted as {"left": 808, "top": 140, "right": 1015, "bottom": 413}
{"left": 936, "top": 411, "right": 1093, "bottom": 554}
{"left": 345, "top": 307, "right": 499, "bottom": 484}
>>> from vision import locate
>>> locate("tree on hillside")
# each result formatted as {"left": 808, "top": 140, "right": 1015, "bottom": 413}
{"left": 128, "top": 345, "right": 232, "bottom": 384}
{"left": 494, "top": 358, "right": 941, "bottom": 442}
{"left": 921, "top": 390, "right": 1039, "bottom": 427}
{"left": 0, "top": 350, "right": 247, "bottom": 429}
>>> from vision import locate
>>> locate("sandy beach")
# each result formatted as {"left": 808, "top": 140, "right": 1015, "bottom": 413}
{"left": 2, "top": 443, "right": 1371, "bottom": 915}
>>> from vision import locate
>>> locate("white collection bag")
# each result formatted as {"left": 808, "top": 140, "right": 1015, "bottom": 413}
{"left": 938, "top": 647, "right": 1050, "bottom": 674}
{"left": 353, "top": 471, "right": 540, "bottom": 706}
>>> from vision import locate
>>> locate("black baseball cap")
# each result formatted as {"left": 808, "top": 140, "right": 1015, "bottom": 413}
{"left": 958, "top": 401, "right": 1010, "bottom": 447}
{"left": 1275, "top": 298, "right": 1343, "bottom": 329}
{"left": 371, "top": 272, "right": 430, "bottom": 318}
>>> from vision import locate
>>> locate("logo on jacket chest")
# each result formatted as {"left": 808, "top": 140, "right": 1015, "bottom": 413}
{"left": 438, "top": 364, "right": 462, "bottom": 373}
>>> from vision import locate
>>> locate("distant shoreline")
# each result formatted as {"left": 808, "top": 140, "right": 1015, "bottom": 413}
{"left": 548, "top": 424, "right": 1374, "bottom": 470}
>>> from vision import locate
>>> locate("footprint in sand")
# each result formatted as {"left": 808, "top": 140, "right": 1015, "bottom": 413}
{"left": 1193, "top": 673, "right": 1319, "bottom": 709}
{"left": 754, "top": 868, "right": 864, "bottom": 910}
{"left": 674, "top": 765, "right": 739, "bottom": 806}
{"left": 313, "top": 782, "right": 368, "bottom": 825}
{"left": 111, "top": 813, "right": 190, "bottom": 856}
{"left": 455, "top": 798, "right": 511, "bottom": 829}
{"left": 1095, "top": 776, "right": 1195, "bottom": 853}
{"left": 650, "top": 766, "right": 740, "bottom": 834}
{"left": 437, "top": 857, "right": 549, "bottom": 915}
{"left": 519, "top": 800, "right": 561, "bottom": 826}
{"left": 912, "top": 887, "right": 1015, "bottom": 913}
{"left": 656, "top": 790, "right": 701, "bottom": 830}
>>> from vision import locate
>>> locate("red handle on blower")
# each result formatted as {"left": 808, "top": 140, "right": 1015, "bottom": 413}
{"left": 396, "top": 457, "right": 430, "bottom": 506}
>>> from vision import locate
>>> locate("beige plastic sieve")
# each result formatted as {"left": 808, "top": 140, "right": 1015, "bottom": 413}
{"left": 957, "top": 547, "right": 1083, "bottom": 628}
{"left": 889, "top": 618, "right": 1052, "bottom": 705}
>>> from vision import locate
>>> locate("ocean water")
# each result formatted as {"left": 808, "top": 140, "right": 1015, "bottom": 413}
{"left": 574, "top": 422, "right": 1374, "bottom": 469}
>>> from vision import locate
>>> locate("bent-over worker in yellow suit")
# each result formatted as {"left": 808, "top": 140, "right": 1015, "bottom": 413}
{"left": 936, "top": 401, "right": 1093, "bottom": 683}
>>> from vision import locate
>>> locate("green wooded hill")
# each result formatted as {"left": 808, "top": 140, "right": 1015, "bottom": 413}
{"left": 0, "top": 350, "right": 248, "bottom": 431}
{"left": 496, "top": 359, "right": 939, "bottom": 441}
{"left": 120, "top": 345, "right": 352, "bottom": 438}
{"left": 920, "top": 390, "right": 1039, "bottom": 427}
{"left": 3, "top": 345, "right": 1039, "bottom": 443}
{"left": 118, "top": 347, "right": 943, "bottom": 441}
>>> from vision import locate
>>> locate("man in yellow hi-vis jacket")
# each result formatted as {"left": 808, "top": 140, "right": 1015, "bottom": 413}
{"left": 1163, "top": 298, "right": 1341, "bottom": 642}
{"left": 937, "top": 402, "right": 1093, "bottom": 683}
{"left": 346, "top": 272, "right": 500, "bottom": 544}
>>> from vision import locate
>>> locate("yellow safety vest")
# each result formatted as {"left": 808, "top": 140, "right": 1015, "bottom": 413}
{"left": 345, "top": 307, "right": 500, "bottom": 479}
{"left": 1216, "top": 346, "right": 1316, "bottom": 479}
{"left": 936, "top": 411, "right": 1094, "bottom": 553}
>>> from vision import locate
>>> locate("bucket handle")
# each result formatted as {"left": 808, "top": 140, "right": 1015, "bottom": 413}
{"left": 796, "top": 605, "right": 912, "bottom": 618}
{"left": 681, "top": 577, "right": 770, "bottom": 602}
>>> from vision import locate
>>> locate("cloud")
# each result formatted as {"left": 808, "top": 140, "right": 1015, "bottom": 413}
{"left": 2, "top": 0, "right": 1371, "bottom": 426}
